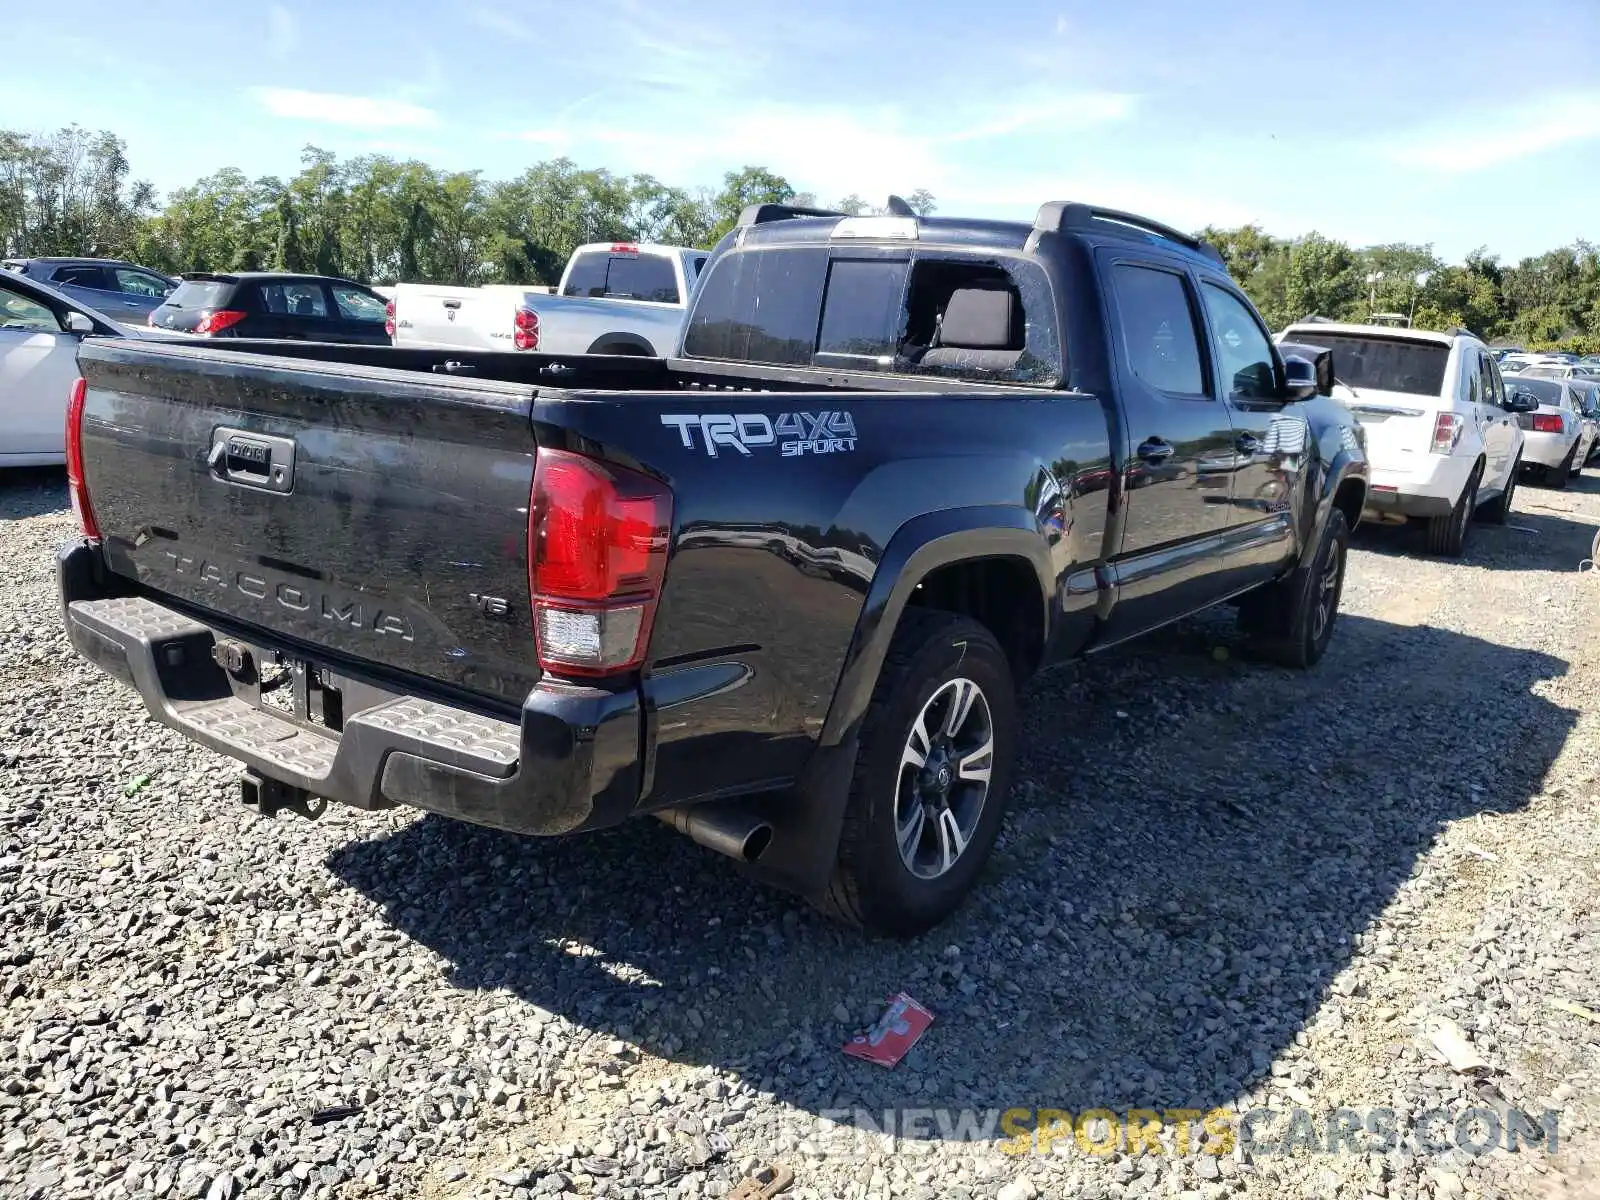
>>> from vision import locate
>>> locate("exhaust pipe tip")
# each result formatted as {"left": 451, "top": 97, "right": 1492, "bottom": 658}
{"left": 656, "top": 804, "right": 773, "bottom": 863}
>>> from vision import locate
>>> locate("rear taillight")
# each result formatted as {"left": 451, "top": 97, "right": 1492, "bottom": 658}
{"left": 1429, "top": 412, "right": 1463, "bottom": 455}
{"left": 528, "top": 448, "right": 672, "bottom": 677}
{"left": 65, "top": 377, "right": 99, "bottom": 541}
{"left": 193, "top": 309, "right": 246, "bottom": 336}
{"left": 384, "top": 300, "right": 395, "bottom": 339}
{"left": 1533, "top": 413, "right": 1564, "bottom": 433}
{"left": 513, "top": 306, "right": 540, "bottom": 351}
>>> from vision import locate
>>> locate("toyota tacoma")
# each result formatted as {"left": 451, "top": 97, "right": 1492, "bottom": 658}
{"left": 57, "top": 197, "right": 1368, "bottom": 937}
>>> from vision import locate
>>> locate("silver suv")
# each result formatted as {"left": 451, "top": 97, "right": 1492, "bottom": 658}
{"left": 1, "top": 257, "right": 177, "bottom": 323}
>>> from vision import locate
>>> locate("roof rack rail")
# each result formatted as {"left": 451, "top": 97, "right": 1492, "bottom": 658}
{"left": 1034, "top": 201, "right": 1225, "bottom": 266}
{"left": 737, "top": 201, "right": 850, "bottom": 227}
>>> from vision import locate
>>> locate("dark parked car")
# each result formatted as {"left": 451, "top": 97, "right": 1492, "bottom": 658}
{"left": 2, "top": 257, "right": 178, "bottom": 323}
{"left": 58, "top": 197, "right": 1368, "bottom": 937}
{"left": 147, "top": 273, "right": 390, "bottom": 344}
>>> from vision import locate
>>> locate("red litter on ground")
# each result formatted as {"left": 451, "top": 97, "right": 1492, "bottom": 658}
{"left": 842, "top": 992, "right": 934, "bottom": 1067}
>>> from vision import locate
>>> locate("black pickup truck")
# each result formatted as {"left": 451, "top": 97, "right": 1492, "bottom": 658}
{"left": 58, "top": 198, "right": 1368, "bottom": 936}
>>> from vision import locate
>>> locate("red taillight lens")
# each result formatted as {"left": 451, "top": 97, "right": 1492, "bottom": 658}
{"left": 1533, "top": 413, "right": 1564, "bottom": 433}
{"left": 193, "top": 309, "right": 247, "bottom": 336}
{"left": 609, "top": 243, "right": 639, "bottom": 255}
{"left": 384, "top": 300, "right": 395, "bottom": 339}
{"left": 513, "top": 306, "right": 539, "bottom": 351}
{"left": 1429, "top": 412, "right": 1463, "bottom": 455}
{"left": 528, "top": 448, "right": 672, "bottom": 676}
{"left": 65, "top": 377, "right": 99, "bottom": 541}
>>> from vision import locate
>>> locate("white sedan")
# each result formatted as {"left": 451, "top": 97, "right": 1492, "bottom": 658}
{"left": 1, "top": 270, "right": 154, "bottom": 467}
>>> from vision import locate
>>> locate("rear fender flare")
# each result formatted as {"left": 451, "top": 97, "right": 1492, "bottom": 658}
{"left": 585, "top": 332, "right": 656, "bottom": 356}
{"left": 819, "top": 506, "right": 1054, "bottom": 748}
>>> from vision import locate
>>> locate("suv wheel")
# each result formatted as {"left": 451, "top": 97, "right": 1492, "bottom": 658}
{"left": 1240, "top": 508, "right": 1350, "bottom": 669}
{"left": 1425, "top": 465, "right": 1480, "bottom": 557}
{"left": 820, "top": 611, "right": 1017, "bottom": 937}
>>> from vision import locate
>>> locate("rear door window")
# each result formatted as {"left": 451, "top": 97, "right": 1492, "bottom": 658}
{"left": 1110, "top": 264, "right": 1207, "bottom": 395}
{"left": 51, "top": 265, "right": 112, "bottom": 291}
{"left": 258, "top": 281, "right": 330, "bottom": 317}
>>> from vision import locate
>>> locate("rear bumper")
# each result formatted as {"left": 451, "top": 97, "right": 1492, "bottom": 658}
{"left": 57, "top": 541, "right": 641, "bottom": 837}
{"left": 1362, "top": 453, "right": 1472, "bottom": 518}
{"left": 1521, "top": 429, "right": 1577, "bottom": 470}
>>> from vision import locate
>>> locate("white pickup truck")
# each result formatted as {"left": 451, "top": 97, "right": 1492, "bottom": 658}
{"left": 387, "top": 242, "right": 705, "bottom": 357}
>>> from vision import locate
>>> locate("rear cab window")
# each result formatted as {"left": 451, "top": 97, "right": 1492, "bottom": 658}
{"left": 682, "top": 245, "right": 1060, "bottom": 385}
{"left": 562, "top": 250, "right": 681, "bottom": 304}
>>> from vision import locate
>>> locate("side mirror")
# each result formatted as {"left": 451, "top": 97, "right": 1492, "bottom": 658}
{"left": 1276, "top": 341, "right": 1335, "bottom": 396}
{"left": 1504, "top": 388, "right": 1539, "bottom": 414}
{"left": 1281, "top": 354, "right": 1320, "bottom": 403}
{"left": 63, "top": 311, "right": 95, "bottom": 335}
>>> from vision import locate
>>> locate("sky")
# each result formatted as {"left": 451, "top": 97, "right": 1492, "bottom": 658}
{"left": 8, "top": 0, "right": 1600, "bottom": 263}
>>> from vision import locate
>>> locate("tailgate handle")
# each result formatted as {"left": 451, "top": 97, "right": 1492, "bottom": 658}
{"left": 209, "top": 428, "right": 295, "bottom": 494}
{"left": 442, "top": 299, "right": 463, "bottom": 309}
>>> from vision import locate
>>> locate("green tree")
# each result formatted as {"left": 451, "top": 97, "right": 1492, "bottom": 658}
{"left": 707, "top": 166, "right": 794, "bottom": 242}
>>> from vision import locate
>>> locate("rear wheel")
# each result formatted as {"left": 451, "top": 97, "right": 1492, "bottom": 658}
{"left": 1479, "top": 455, "right": 1519, "bottom": 525}
{"left": 1548, "top": 443, "right": 1576, "bottom": 489}
{"left": 820, "top": 611, "right": 1017, "bottom": 938}
{"left": 1425, "top": 465, "right": 1479, "bottom": 557}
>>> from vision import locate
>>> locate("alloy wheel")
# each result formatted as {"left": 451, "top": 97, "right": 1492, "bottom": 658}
{"left": 894, "top": 678, "right": 994, "bottom": 880}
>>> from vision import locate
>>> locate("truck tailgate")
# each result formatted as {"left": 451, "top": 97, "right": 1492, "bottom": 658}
{"left": 75, "top": 339, "right": 543, "bottom": 708}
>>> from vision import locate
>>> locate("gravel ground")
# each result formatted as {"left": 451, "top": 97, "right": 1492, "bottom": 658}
{"left": 3, "top": 466, "right": 1599, "bottom": 1200}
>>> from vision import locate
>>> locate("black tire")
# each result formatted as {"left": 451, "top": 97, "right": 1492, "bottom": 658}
{"left": 1548, "top": 444, "right": 1575, "bottom": 489}
{"left": 1240, "top": 508, "right": 1351, "bottom": 670}
{"left": 1479, "top": 456, "right": 1520, "bottom": 525}
{"left": 1424, "top": 465, "right": 1480, "bottom": 557}
{"left": 819, "top": 610, "right": 1017, "bottom": 938}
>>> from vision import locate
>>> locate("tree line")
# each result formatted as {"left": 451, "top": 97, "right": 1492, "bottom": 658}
{"left": 3, "top": 125, "right": 1596, "bottom": 352}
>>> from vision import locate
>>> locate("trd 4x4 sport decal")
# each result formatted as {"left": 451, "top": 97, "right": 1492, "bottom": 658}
{"left": 660, "top": 411, "right": 858, "bottom": 458}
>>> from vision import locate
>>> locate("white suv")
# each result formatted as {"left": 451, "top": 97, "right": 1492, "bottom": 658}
{"left": 1276, "top": 323, "right": 1532, "bottom": 556}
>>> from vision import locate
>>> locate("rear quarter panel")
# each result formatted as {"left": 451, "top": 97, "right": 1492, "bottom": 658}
{"left": 533, "top": 386, "right": 1114, "bottom": 806}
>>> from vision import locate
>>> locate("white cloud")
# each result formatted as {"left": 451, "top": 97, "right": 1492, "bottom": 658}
{"left": 1381, "top": 92, "right": 1600, "bottom": 174}
{"left": 249, "top": 87, "right": 441, "bottom": 130}
{"left": 506, "top": 89, "right": 1136, "bottom": 206}
{"left": 266, "top": 4, "right": 297, "bottom": 58}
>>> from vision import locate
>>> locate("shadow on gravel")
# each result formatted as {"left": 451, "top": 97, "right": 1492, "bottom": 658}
{"left": 1354, "top": 503, "right": 1597, "bottom": 572}
{"left": 328, "top": 610, "right": 1576, "bottom": 1149}
{"left": 0, "top": 468, "right": 68, "bottom": 518}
